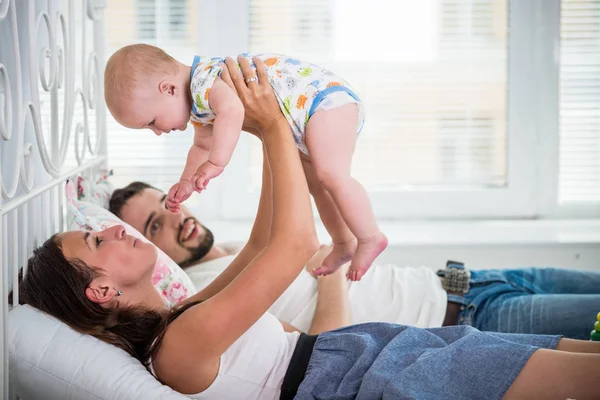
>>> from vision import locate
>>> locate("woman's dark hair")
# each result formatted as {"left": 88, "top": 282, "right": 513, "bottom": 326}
{"left": 19, "top": 234, "right": 197, "bottom": 369}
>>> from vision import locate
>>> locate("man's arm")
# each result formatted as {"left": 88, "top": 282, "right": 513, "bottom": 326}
{"left": 309, "top": 267, "right": 352, "bottom": 334}
{"left": 279, "top": 270, "right": 352, "bottom": 335}
{"left": 280, "top": 245, "right": 352, "bottom": 334}
{"left": 307, "top": 245, "right": 352, "bottom": 334}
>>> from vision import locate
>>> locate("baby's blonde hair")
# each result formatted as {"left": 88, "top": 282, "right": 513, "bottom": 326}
{"left": 104, "top": 44, "right": 178, "bottom": 112}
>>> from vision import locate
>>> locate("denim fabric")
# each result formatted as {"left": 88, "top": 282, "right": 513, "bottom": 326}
{"left": 452, "top": 268, "right": 600, "bottom": 339}
{"left": 295, "top": 323, "right": 559, "bottom": 400}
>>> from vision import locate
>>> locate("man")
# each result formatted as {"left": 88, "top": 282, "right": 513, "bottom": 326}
{"left": 110, "top": 182, "right": 600, "bottom": 339}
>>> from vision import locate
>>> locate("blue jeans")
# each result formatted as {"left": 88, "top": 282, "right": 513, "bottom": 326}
{"left": 448, "top": 267, "right": 600, "bottom": 339}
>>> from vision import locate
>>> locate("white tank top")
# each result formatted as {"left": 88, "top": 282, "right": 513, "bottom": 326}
{"left": 152, "top": 312, "right": 300, "bottom": 400}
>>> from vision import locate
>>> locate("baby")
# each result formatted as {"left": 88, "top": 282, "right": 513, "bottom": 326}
{"left": 104, "top": 44, "right": 387, "bottom": 281}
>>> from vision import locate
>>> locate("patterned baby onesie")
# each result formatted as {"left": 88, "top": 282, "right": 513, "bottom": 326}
{"left": 189, "top": 53, "right": 364, "bottom": 155}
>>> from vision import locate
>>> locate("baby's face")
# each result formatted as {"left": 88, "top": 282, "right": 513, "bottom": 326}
{"left": 112, "top": 82, "right": 192, "bottom": 136}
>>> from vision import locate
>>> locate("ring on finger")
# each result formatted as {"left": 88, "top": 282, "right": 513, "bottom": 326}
{"left": 245, "top": 76, "right": 257, "bottom": 84}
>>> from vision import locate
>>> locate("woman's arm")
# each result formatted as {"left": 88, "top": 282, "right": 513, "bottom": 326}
{"left": 184, "top": 66, "right": 275, "bottom": 303}
{"left": 245, "top": 144, "right": 273, "bottom": 249}
{"left": 220, "top": 59, "right": 274, "bottom": 250}
{"left": 167, "top": 56, "right": 318, "bottom": 357}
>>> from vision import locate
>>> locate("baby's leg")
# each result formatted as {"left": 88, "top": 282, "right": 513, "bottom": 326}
{"left": 305, "top": 104, "right": 387, "bottom": 281}
{"left": 301, "top": 156, "right": 357, "bottom": 276}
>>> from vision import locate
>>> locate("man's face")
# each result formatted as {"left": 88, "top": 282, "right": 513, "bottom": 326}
{"left": 118, "top": 188, "right": 213, "bottom": 266}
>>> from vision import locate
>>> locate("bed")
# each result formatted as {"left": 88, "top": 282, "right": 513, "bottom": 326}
{"left": 2, "top": 0, "right": 109, "bottom": 397}
{"left": 1, "top": 2, "right": 205, "bottom": 397}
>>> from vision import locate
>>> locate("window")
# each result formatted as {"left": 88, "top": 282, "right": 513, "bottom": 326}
{"left": 441, "top": 0, "right": 495, "bottom": 42}
{"left": 169, "top": 0, "right": 188, "bottom": 39}
{"left": 438, "top": 116, "right": 498, "bottom": 186}
{"left": 104, "top": 0, "right": 221, "bottom": 221}
{"left": 137, "top": 0, "right": 157, "bottom": 40}
{"left": 102, "top": 0, "right": 600, "bottom": 221}
{"left": 136, "top": 0, "right": 190, "bottom": 41}
{"left": 559, "top": 0, "right": 600, "bottom": 205}
{"left": 245, "top": 0, "right": 508, "bottom": 193}
{"left": 221, "top": 0, "right": 531, "bottom": 219}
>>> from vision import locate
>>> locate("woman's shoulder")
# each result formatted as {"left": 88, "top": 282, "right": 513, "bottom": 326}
{"left": 151, "top": 301, "right": 220, "bottom": 394}
{"left": 153, "top": 310, "right": 292, "bottom": 395}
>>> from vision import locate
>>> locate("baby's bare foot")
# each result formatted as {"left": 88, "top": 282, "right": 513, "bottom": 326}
{"left": 347, "top": 231, "right": 388, "bottom": 281}
{"left": 312, "top": 239, "right": 357, "bottom": 276}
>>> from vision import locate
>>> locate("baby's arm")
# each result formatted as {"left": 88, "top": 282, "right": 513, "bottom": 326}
{"left": 192, "top": 77, "right": 244, "bottom": 190}
{"left": 165, "top": 126, "right": 213, "bottom": 212}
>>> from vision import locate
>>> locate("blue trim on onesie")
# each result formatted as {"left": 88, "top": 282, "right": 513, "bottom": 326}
{"left": 190, "top": 55, "right": 201, "bottom": 116}
{"left": 308, "top": 86, "right": 361, "bottom": 119}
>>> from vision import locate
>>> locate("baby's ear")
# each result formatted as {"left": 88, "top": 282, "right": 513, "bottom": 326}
{"left": 159, "top": 81, "right": 175, "bottom": 95}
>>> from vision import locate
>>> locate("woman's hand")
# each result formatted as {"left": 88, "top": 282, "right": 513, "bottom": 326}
{"left": 219, "top": 56, "right": 285, "bottom": 134}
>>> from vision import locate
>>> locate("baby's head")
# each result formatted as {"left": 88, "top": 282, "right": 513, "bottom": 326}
{"left": 104, "top": 44, "right": 191, "bottom": 136}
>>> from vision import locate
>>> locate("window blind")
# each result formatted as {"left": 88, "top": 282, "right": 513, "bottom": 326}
{"left": 247, "top": 0, "right": 508, "bottom": 191}
{"left": 559, "top": 0, "right": 600, "bottom": 203}
{"left": 103, "top": 0, "right": 198, "bottom": 193}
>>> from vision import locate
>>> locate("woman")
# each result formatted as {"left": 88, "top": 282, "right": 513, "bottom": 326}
{"left": 21, "top": 57, "right": 600, "bottom": 400}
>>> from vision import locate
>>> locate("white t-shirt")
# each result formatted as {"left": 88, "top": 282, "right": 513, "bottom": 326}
{"left": 185, "top": 255, "right": 447, "bottom": 332}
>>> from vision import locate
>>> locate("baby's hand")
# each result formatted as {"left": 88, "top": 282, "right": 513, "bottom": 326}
{"left": 165, "top": 180, "right": 194, "bottom": 212}
{"left": 192, "top": 162, "right": 225, "bottom": 192}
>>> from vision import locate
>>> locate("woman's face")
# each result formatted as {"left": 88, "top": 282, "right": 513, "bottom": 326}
{"left": 58, "top": 225, "right": 156, "bottom": 289}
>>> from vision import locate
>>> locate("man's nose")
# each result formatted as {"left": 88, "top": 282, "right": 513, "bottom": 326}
{"left": 169, "top": 209, "right": 183, "bottom": 227}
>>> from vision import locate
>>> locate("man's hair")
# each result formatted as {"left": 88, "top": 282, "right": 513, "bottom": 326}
{"left": 109, "top": 181, "right": 158, "bottom": 218}
{"left": 104, "top": 43, "right": 178, "bottom": 112}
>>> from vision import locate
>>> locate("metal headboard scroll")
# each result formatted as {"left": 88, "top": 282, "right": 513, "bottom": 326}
{"left": 0, "top": 0, "right": 108, "bottom": 397}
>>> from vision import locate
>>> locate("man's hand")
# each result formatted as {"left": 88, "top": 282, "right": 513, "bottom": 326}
{"left": 306, "top": 245, "right": 333, "bottom": 276}
{"left": 165, "top": 180, "right": 194, "bottom": 212}
{"left": 191, "top": 161, "right": 225, "bottom": 192}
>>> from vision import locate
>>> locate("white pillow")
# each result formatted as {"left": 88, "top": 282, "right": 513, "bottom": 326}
{"left": 9, "top": 305, "right": 189, "bottom": 400}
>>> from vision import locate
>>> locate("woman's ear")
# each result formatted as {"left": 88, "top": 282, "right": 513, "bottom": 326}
{"left": 85, "top": 279, "right": 117, "bottom": 304}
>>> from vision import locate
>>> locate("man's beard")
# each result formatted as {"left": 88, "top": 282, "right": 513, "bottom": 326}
{"left": 178, "top": 218, "right": 215, "bottom": 268}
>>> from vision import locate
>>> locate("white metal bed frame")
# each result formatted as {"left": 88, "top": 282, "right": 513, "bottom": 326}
{"left": 0, "top": 0, "right": 107, "bottom": 397}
